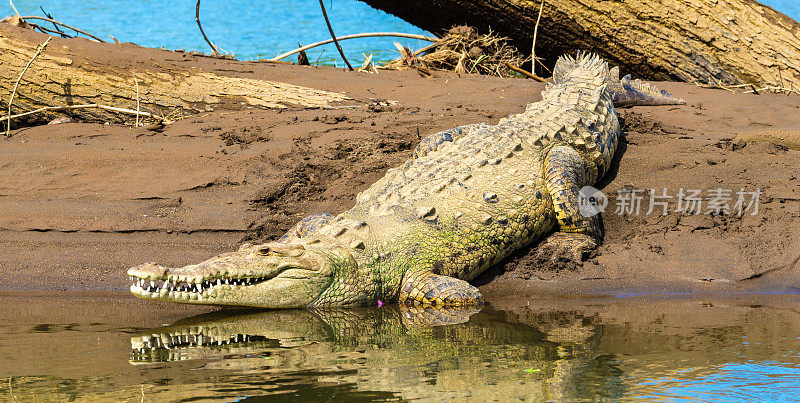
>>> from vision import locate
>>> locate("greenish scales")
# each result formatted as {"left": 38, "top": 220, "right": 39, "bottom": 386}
{"left": 129, "top": 52, "right": 684, "bottom": 308}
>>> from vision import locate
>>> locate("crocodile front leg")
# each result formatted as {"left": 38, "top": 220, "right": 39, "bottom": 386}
{"left": 399, "top": 271, "right": 484, "bottom": 307}
{"left": 536, "top": 145, "right": 601, "bottom": 266}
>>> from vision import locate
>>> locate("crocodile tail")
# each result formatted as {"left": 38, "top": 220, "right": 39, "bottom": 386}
{"left": 554, "top": 51, "right": 685, "bottom": 106}
{"left": 606, "top": 66, "right": 686, "bottom": 106}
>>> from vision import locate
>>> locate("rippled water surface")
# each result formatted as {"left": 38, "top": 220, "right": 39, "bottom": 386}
{"left": 1, "top": 294, "right": 799, "bottom": 401}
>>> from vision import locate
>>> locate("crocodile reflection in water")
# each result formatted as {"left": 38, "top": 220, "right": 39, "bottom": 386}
{"left": 130, "top": 306, "right": 625, "bottom": 400}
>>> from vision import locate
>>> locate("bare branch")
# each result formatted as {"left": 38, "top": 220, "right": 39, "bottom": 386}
{"left": 19, "top": 16, "right": 105, "bottom": 42}
{"left": 195, "top": 0, "right": 221, "bottom": 56}
{"left": 9, "top": 0, "right": 19, "bottom": 16}
{"left": 6, "top": 36, "right": 51, "bottom": 137}
{"left": 318, "top": 0, "right": 353, "bottom": 70}
{"left": 505, "top": 62, "right": 546, "bottom": 82}
{"left": 134, "top": 74, "right": 141, "bottom": 127}
{"left": 531, "top": 0, "right": 545, "bottom": 75}
{"left": 271, "top": 32, "right": 438, "bottom": 61}
{"left": 2, "top": 104, "right": 164, "bottom": 124}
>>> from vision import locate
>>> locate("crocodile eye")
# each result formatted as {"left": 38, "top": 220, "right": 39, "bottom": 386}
{"left": 257, "top": 244, "right": 305, "bottom": 257}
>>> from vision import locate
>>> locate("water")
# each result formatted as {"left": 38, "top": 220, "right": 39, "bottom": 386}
{"left": 10, "top": 0, "right": 434, "bottom": 65}
{"left": 9, "top": 1, "right": 799, "bottom": 66}
{"left": 1, "top": 293, "right": 799, "bottom": 401}
{"left": 762, "top": 0, "right": 800, "bottom": 20}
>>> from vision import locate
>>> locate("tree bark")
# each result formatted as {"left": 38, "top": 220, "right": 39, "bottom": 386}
{"left": 0, "top": 23, "right": 353, "bottom": 125}
{"left": 359, "top": 0, "right": 800, "bottom": 87}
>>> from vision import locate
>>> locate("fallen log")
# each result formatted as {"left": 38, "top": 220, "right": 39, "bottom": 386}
{"left": 359, "top": 0, "right": 800, "bottom": 87}
{"left": 0, "top": 23, "right": 353, "bottom": 126}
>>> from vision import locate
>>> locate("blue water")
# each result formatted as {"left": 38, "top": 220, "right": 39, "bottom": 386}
{"left": 763, "top": 0, "right": 800, "bottom": 20}
{"left": 10, "top": 0, "right": 434, "bottom": 65}
{"left": 3, "top": 295, "right": 800, "bottom": 401}
{"left": 634, "top": 363, "right": 800, "bottom": 401}
{"left": 10, "top": 1, "right": 798, "bottom": 66}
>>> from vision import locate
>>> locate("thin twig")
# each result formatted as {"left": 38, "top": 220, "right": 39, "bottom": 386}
{"left": 9, "top": 0, "right": 19, "bottom": 16}
{"left": 358, "top": 53, "right": 377, "bottom": 73}
{"left": 318, "top": 0, "right": 352, "bottom": 70}
{"left": 505, "top": 62, "right": 546, "bottom": 82}
{"left": 697, "top": 83, "right": 752, "bottom": 89}
{"left": 28, "top": 23, "right": 71, "bottom": 38}
{"left": 697, "top": 81, "right": 799, "bottom": 96}
{"left": 2, "top": 104, "right": 163, "bottom": 124}
{"left": 195, "top": 0, "right": 221, "bottom": 56}
{"left": 6, "top": 36, "right": 51, "bottom": 137}
{"left": 134, "top": 75, "right": 141, "bottom": 127}
{"left": 535, "top": 57, "right": 552, "bottom": 74}
{"left": 412, "top": 41, "right": 438, "bottom": 56}
{"left": 273, "top": 44, "right": 285, "bottom": 59}
{"left": 531, "top": 0, "right": 545, "bottom": 75}
{"left": 19, "top": 16, "right": 105, "bottom": 42}
{"left": 39, "top": 6, "right": 63, "bottom": 33}
{"left": 313, "top": 49, "right": 326, "bottom": 65}
{"left": 742, "top": 86, "right": 800, "bottom": 95}
{"left": 271, "top": 32, "right": 438, "bottom": 61}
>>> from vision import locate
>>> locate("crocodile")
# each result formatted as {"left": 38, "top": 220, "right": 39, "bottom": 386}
{"left": 128, "top": 52, "right": 684, "bottom": 308}
{"left": 129, "top": 307, "right": 606, "bottom": 400}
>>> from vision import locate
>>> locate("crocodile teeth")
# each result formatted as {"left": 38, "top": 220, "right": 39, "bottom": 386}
{"left": 131, "top": 274, "right": 274, "bottom": 297}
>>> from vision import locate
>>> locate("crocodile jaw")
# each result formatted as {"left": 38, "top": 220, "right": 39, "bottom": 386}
{"left": 128, "top": 241, "right": 343, "bottom": 308}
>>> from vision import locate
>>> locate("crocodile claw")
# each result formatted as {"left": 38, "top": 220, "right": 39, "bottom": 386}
{"left": 533, "top": 232, "right": 598, "bottom": 270}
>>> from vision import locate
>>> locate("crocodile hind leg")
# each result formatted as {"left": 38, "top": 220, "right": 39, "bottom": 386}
{"left": 399, "top": 271, "right": 484, "bottom": 307}
{"left": 536, "top": 145, "right": 601, "bottom": 266}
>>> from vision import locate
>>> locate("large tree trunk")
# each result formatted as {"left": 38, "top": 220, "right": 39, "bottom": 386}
{"left": 360, "top": 0, "right": 800, "bottom": 86}
{"left": 0, "top": 23, "right": 353, "bottom": 125}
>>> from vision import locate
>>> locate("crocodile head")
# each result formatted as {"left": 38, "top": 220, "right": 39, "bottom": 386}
{"left": 128, "top": 240, "right": 354, "bottom": 308}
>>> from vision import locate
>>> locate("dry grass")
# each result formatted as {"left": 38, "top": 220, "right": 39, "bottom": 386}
{"left": 380, "top": 26, "right": 528, "bottom": 78}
